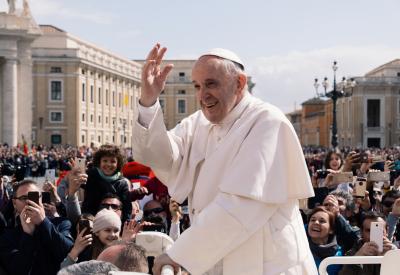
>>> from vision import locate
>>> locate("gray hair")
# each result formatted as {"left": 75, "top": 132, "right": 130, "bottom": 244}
{"left": 219, "top": 58, "right": 248, "bottom": 91}
{"left": 329, "top": 189, "right": 355, "bottom": 212}
{"left": 57, "top": 260, "right": 119, "bottom": 275}
{"left": 106, "top": 240, "right": 148, "bottom": 273}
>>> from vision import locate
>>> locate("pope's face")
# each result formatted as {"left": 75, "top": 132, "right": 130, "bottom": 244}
{"left": 192, "top": 56, "right": 244, "bottom": 124}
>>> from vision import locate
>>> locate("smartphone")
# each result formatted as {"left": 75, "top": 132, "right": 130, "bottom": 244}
{"left": 367, "top": 171, "right": 390, "bottom": 182}
{"left": 360, "top": 152, "right": 369, "bottom": 163}
{"left": 131, "top": 182, "right": 141, "bottom": 190}
{"left": 354, "top": 178, "right": 367, "bottom": 198}
{"left": 181, "top": 205, "right": 189, "bottom": 215}
{"left": 370, "top": 222, "right": 384, "bottom": 253}
{"left": 333, "top": 172, "right": 353, "bottom": 184}
{"left": 42, "top": 191, "right": 51, "bottom": 204}
{"left": 75, "top": 157, "right": 86, "bottom": 171}
{"left": 28, "top": 191, "right": 40, "bottom": 204}
{"left": 78, "top": 219, "right": 92, "bottom": 235}
{"left": 45, "top": 169, "right": 56, "bottom": 182}
{"left": 316, "top": 170, "right": 329, "bottom": 179}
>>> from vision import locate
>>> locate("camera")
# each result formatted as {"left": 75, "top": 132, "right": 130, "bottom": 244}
{"left": 142, "top": 215, "right": 167, "bottom": 233}
{"left": 316, "top": 170, "right": 329, "bottom": 179}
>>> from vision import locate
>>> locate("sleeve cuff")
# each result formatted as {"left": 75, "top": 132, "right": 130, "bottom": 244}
{"left": 138, "top": 100, "right": 159, "bottom": 128}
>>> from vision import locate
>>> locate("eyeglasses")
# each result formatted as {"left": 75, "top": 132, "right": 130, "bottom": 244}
{"left": 144, "top": 207, "right": 165, "bottom": 216}
{"left": 13, "top": 194, "right": 42, "bottom": 201}
{"left": 99, "top": 203, "right": 121, "bottom": 211}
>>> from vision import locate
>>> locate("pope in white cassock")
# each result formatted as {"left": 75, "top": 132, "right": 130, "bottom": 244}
{"left": 132, "top": 44, "right": 318, "bottom": 275}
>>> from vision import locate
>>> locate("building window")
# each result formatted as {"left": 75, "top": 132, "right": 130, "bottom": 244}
{"left": 49, "top": 111, "right": 63, "bottom": 123}
{"left": 81, "top": 135, "right": 85, "bottom": 143}
{"left": 50, "top": 67, "right": 62, "bottom": 73}
{"left": 106, "top": 89, "right": 109, "bottom": 106}
{"left": 82, "top": 113, "right": 85, "bottom": 122}
{"left": 98, "top": 87, "right": 102, "bottom": 104}
{"left": 90, "top": 85, "right": 94, "bottom": 103}
{"left": 119, "top": 93, "right": 122, "bottom": 108}
{"left": 179, "top": 72, "right": 185, "bottom": 82}
{"left": 98, "top": 136, "right": 101, "bottom": 142}
{"left": 113, "top": 91, "right": 116, "bottom": 106}
{"left": 177, "top": 90, "right": 186, "bottom": 95}
{"left": 177, "top": 99, "right": 186, "bottom": 114}
{"left": 50, "top": 81, "right": 62, "bottom": 101}
{"left": 98, "top": 115, "right": 101, "bottom": 123}
{"left": 82, "top": 83, "right": 86, "bottom": 102}
{"left": 106, "top": 117, "right": 108, "bottom": 124}
{"left": 367, "top": 99, "right": 380, "bottom": 127}
{"left": 90, "top": 114, "right": 93, "bottom": 123}
{"left": 51, "top": 134, "right": 62, "bottom": 144}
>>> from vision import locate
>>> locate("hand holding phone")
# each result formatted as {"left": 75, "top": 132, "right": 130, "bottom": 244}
{"left": 370, "top": 222, "right": 384, "bottom": 253}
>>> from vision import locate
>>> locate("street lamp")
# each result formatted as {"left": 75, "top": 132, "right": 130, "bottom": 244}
{"left": 313, "top": 61, "right": 356, "bottom": 148}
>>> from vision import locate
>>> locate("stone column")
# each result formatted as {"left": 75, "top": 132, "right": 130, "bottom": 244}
{"left": 18, "top": 40, "right": 33, "bottom": 145}
{"left": 2, "top": 59, "right": 18, "bottom": 146}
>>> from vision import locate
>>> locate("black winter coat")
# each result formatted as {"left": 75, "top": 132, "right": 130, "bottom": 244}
{"left": 81, "top": 168, "right": 131, "bottom": 223}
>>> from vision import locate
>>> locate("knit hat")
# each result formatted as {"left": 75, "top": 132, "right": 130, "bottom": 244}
{"left": 92, "top": 209, "right": 121, "bottom": 233}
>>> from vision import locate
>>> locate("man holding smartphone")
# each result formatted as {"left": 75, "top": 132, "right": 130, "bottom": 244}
{"left": 339, "top": 211, "right": 398, "bottom": 275}
{"left": 0, "top": 180, "right": 73, "bottom": 275}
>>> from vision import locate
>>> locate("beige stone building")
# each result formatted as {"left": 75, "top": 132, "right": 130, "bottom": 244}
{"left": 135, "top": 60, "right": 199, "bottom": 129}
{"left": 337, "top": 59, "right": 400, "bottom": 148}
{"left": 0, "top": 6, "right": 41, "bottom": 146}
{"left": 31, "top": 25, "right": 141, "bottom": 146}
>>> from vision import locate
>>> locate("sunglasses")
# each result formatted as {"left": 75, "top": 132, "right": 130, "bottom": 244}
{"left": 99, "top": 203, "right": 121, "bottom": 211}
{"left": 144, "top": 207, "right": 165, "bottom": 216}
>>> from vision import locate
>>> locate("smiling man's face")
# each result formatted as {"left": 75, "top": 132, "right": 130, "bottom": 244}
{"left": 192, "top": 56, "right": 245, "bottom": 124}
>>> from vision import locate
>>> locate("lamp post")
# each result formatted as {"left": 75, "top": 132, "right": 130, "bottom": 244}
{"left": 122, "top": 119, "right": 126, "bottom": 147}
{"left": 314, "top": 61, "right": 356, "bottom": 148}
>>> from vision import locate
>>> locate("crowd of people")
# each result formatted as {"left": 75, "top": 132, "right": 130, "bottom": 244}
{"left": 303, "top": 146, "right": 400, "bottom": 274}
{"left": 0, "top": 143, "right": 190, "bottom": 275}
{"left": 1, "top": 143, "right": 399, "bottom": 274}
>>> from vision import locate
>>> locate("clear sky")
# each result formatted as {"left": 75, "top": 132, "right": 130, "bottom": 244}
{"left": 2, "top": 0, "right": 400, "bottom": 112}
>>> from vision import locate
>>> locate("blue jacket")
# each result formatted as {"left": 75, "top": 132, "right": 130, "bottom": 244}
{"left": 0, "top": 216, "right": 73, "bottom": 275}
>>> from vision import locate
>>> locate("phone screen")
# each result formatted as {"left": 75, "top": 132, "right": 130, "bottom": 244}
{"left": 28, "top": 191, "right": 40, "bottom": 205}
{"left": 78, "top": 219, "right": 92, "bottom": 235}
{"left": 42, "top": 192, "right": 51, "bottom": 204}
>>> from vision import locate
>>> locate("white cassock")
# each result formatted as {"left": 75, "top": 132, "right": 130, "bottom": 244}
{"left": 132, "top": 92, "right": 318, "bottom": 275}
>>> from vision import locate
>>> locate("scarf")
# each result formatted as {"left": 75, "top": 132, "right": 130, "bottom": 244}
{"left": 308, "top": 234, "right": 340, "bottom": 260}
{"left": 96, "top": 168, "right": 121, "bottom": 183}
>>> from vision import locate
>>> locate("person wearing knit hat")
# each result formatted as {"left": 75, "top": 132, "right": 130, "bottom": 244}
{"left": 91, "top": 209, "right": 122, "bottom": 259}
{"left": 93, "top": 209, "right": 122, "bottom": 233}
